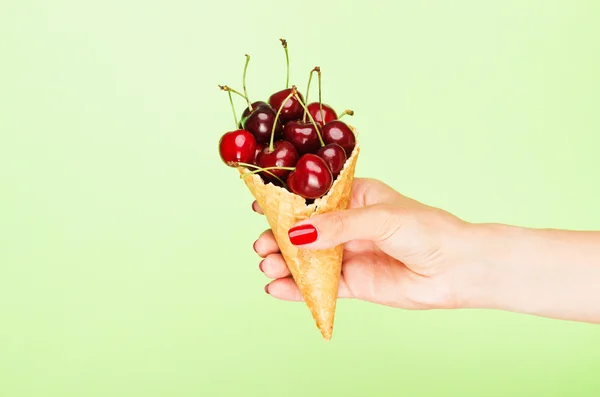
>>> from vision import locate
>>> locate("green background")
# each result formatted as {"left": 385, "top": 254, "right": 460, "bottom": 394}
{"left": 2, "top": 1, "right": 600, "bottom": 396}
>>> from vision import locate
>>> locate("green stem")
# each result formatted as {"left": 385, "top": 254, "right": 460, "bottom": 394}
{"left": 239, "top": 165, "right": 289, "bottom": 188}
{"left": 269, "top": 86, "right": 297, "bottom": 151}
{"left": 219, "top": 85, "right": 249, "bottom": 103}
{"left": 338, "top": 109, "right": 355, "bottom": 119}
{"left": 237, "top": 162, "right": 261, "bottom": 169}
{"left": 243, "top": 166, "right": 295, "bottom": 175}
{"left": 280, "top": 38, "right": 289, "bottom": 89}
{"left": 294, "top": 93, "right": 325, "bottom": 147}
{"left": 227, "top": 91, "right": 238, "bottom": 128}
{"left": 242, "top": 54, "right": 252, "bottom": 111}
{"left": 317, "top": 68, "right": 323, "bottom": 125}
{"left": 303, "top": 67, "right": 318, "bottom": 122}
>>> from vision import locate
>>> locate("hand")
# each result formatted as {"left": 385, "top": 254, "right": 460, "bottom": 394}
{"left": 252, "top": 177, "right": 474, "bottom": 310}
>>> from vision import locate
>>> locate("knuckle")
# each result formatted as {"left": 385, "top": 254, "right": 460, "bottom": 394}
{"left": 375, "top": 204, "right": 410, "bottom": 241}
{"left": 328, "top": 212, "right": 346, "bottom": 236}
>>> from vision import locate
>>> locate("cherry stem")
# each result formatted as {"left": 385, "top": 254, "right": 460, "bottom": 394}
{"left": 303, "top": 67, "right": 319, "bottom": 122}
{"left": 227, "top": 91, "right": 238, "bottom": 128}
{"left": 238, "top": 163, "right": 289, "bottom": 187}
{"left": 219, "top": 85, "right": 249, "bottom": 104}
{"left": 242, "top": 54, "right": 252, "bottom": 112}
{"left": 243, "top": 166, "right": 295, "bottom": 175}
{"left": 280, "top": 38, "right": 289, "bottom": 89}
{"left": 269, "top": 85, "right": 297, "bottom": 151}
{"left": 338, "top": 109, "right": 355, "bottom": 119}
{"left": 294, "top": 93, "right": 325, "bottom": 147}
{"left": 317, "top": 68, "right": 323, "bottom": 125}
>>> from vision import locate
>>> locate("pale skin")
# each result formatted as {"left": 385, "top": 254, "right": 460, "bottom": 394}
{"left": 252, "top": 178, "right": 600, "bottom": 324}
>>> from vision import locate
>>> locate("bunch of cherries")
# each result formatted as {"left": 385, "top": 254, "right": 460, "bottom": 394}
{"left": 218, "top": 39, "right": 356, "bottom": 200}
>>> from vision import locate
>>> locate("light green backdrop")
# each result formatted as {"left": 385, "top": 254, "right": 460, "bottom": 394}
{"left": 2, "top": 1, "right": 599, "bottom": 396}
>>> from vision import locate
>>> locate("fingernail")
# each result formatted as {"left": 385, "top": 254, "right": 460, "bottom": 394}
{"left": 253, "top": 240, "right": 258, "bottom": 253}
{"left": 259, "top": 260, "right": 265, "bottom": 273}
{"left": 288, "top": 224, "right": 318, "bottom": 245}
{"left": 264, "top": 284, "right": 270, "bottom": 294}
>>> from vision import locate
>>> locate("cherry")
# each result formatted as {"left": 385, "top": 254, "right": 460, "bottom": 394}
{"left": 253, "top": 142, "right": 266, "bottom": 164}
{"left": 218, "top": 83, "right": 257, "bottom": 166}
{"left": 316, "top": 143, "right": 346, "bottom": 177}
{"left": 219, "top": 129, "right": 257, "bottom": 166}
{"left": 284, "top": 90, "right": 327, "bottom": 155}
{"left": 241, "top": 101, "right": 270, "bottom": 120}
{"left": 268, "top": 89, "right": 305, "bottom": 123}
{"left": 322, "top": 120, "right": 356, "bottom": 155}
{"left": 283, "top": 120, "right": 322, "bottom": 155}
{"left": 242, "top": 105, "right": 283, "bottom": 143}
{"left": 287, "top": 154, "right": 333, "bottom": 199}
{"left": 256, "top": 140, "right": 299, "bottom": 182}
{"left": 307, "top": 102, "right": 337, "bottom": 126}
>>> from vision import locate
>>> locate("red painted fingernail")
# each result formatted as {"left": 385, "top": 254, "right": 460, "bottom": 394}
{"left": 264, "top": 284, "right": 270, "bottom": 294}
{"left": 288, "top": 224, "right": 318, "bottom": 245}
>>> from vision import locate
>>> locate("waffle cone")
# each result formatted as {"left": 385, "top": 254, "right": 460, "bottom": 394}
{"left": 239, "top": 134, "right": 360, "bottom": 340}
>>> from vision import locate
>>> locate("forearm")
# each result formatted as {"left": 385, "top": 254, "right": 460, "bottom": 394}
{"left": 459, "top": 223, "right": 600, "bottom": 323}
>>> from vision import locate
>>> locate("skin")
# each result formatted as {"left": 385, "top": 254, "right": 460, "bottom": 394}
{"left": 252, "top": 178, "right": 600, "bottom": 324}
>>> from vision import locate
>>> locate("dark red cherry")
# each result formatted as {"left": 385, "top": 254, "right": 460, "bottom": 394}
{"left": 322, "top": 120, "right": 356, "bottom": 155}
{"left": 241, "top": 101, "right": 270, "bottom": 120}
{"left": 219, "top": 129, "right": 257, "bottom": 166}
{"left": 287, "top": 154, "right": 333, "bottom": 199}
{"left": 268, "top": 88, "right": 305, "bottom": 123}
{"left": 307, "top": 103, "right": 337, "bottom": 126}
{"left": 282, "top": 120, "right": 322, "bottom": 155}
{"left": 253, "top": 142, "right": 266, "bottom": 164}
{"left": 316, "top": 143, "right": 346, "bottom": 177}
{"left": 256, "top": 140, "right": 299, "bottom": 182}
{"left": 242, "top": 105, "right": 283, "bottom": 143}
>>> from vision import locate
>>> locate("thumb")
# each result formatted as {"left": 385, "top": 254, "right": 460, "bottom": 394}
{"left": 287, "top": 204, "right": 402, "bottom": 250}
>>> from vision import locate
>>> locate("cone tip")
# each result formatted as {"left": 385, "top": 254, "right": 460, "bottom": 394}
{"left": 319, "top": 325, "right": 333, "bottom": 341}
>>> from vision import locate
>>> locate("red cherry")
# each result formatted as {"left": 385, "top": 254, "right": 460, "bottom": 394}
{"left": 316, "top": 143, "right": 346, "bottom": 177}
{"left": 256, "top": 140, "right": 299, "bottom": 183}
{"left": 322, "top": 120, "right": 356, "bottom": 155}
{"left": 219, "top": 129, "right": 257, "bottom": 166}
{"left": 242, "top": 104, "right": 283, "bottom": 143}
{"left": 282, "top": 120, "right": 322, "bottom": 155}
{"left": 307, "top": 102, "right": 337, "bottom": 126}
{"left": 269, "top": 88, "right": 305, "bottom": 123}
{"left": 287, "top": 154, "right": 333, "bottom": 199}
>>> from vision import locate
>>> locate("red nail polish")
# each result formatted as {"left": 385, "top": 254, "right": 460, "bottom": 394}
{"left": 288, "top": 224, "right": 318, "bottom": 245}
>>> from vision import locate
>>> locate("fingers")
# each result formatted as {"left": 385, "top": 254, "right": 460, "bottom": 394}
{"left": 287, "top": 204, "right": 405, "bottom": 250}
{"left": 253, "top": 228, "right": 355, "bottom": 302}
{"left": 265, "top": 276, "right": 354, "bottom": 301}
{"left": 251, "top": 200, "right": 264, "bottom": 215}
{"left": 259, "top": 253, "right": 291, "bottom": 279}
{"left": 253, "top": 230, "right": 291, "bottom": 277}
{"left": 253, "top": 230, "right": 279, "bottom": 257}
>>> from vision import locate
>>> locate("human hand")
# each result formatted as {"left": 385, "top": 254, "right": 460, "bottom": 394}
{"left": 252, "top": 177, "right": 475, "bottom": 310}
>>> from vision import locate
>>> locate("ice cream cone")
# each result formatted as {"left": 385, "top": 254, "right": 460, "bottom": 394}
{"left": 238, "top": 132, "right": 360, "bottom": 340}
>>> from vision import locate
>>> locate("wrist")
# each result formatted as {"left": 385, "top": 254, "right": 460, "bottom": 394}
{"left": 451, "top": 222, "right": 535, "bottom": 311}
{"left": 452, "top": 221, "right": 600, "bottom": 323}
